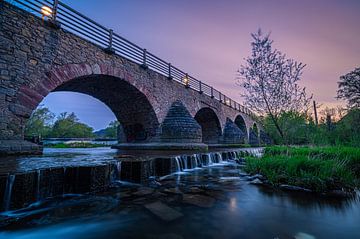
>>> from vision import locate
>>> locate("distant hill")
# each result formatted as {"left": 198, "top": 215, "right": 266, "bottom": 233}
{"left": 93, "top": 128, "right": 107, "bottom": 138}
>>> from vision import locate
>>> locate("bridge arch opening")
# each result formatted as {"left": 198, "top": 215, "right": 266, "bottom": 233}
{"left": 194, "top": 107, "right": 221, "bottom": 144}
{"left": 234, "top": 115, "right": 248, "bottom": 137}
{"left": 23, "top": 74, "right": 159, "bottom": 143}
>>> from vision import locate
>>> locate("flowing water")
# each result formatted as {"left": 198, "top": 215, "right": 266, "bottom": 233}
{"left": 0, "top": 147, "right": 359, "bottom": 239}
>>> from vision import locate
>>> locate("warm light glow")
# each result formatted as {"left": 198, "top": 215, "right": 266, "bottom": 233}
{"left": 225, "top": 99, "right": 230, "bottom": 105}
{"left": 183, "top": 75, "right": 189, "bottom": 86}
{"left": 41, "top": 6, "right": 52, "bottom": 17}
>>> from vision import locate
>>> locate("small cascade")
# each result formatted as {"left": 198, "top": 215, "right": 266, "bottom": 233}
{"left": 3, "top": 174, "right": 15, "bottom": 211}
{"left": 115, "top": 161, "right": 122, "bottom": 180}
{"left": 181, "top": 155, "right": 188, "bottom": 170}
{"left": 174, "top": 156, "right": 182, "bottom": 172}
{"left": 216, "top": 153, "right": 223, "bottom": 163}
{"left": 36, "top": 170, "right": 41, "bottom": 201}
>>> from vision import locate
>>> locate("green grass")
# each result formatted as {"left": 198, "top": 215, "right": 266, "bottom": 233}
{"left": 47, "top": 142, "right": 107, "bottom": 148}
{"left": 244, "top": 146, "right": 360, "bottom": 192}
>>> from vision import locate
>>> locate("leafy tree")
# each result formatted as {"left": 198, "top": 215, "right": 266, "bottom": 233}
{"left": 104, "top": 120, "right": 120, "bottom": 138}
{"left": 337, "top": 68, "right": 360, "bottom": 108}
{"left": 335, "top": 109, "right": 360, "bottom": 146}
{"left": 237, "top": 29, "right": 312, "bottom": 141}
{"left": 263, "top": 111, "right": 310, "bottom": 145}
{"left": 25, "top": 106, "right": 54, "bottom": 137}
{"left": 50, "top": 112, "right": 94, "bottom": 138}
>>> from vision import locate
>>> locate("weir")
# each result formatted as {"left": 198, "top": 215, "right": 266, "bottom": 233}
{"left": 0, "top": 148, "right": 263, "bottom": 212}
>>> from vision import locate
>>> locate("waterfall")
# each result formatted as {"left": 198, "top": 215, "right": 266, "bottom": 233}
{"left": 182, "top": 156, "right": 188, "bottom": 170}
{"left": 36, "top": 170, "right": 41, "bottom": 201}
{"left": 174, "top": 156, "right": 181, "bottom": 172}
{"left": 3, "top": 174, "right": 15, "bottom": 211}
{"left": 116, "top": 161, "right": 122, "bottom": 180}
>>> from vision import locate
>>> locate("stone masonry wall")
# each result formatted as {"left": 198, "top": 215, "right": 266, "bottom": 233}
{"left": 0, "top": 1, "right": 261, "bottom": 151}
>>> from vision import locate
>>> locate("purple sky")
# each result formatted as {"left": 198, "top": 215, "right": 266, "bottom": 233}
{"left": 41, "top": 0, "right": 360, "bottom": 130}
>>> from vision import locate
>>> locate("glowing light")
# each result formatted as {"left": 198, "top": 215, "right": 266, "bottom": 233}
{"left": 225, "top": 99, "right": 230, "bottom": 106}
{"left": 41, "top": 6, "right": 52, "bottom": 17}
{"left": 183, "top": 74, "right": 189, "bottom": 86}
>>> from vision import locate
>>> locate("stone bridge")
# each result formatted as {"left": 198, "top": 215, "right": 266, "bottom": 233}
{"left": 0, "top": 1, "right": 268, "bottom": 155}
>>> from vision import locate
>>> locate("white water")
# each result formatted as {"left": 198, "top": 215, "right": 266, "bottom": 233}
{"left": 3, "top": 174, "right": 16, "bottom": 211}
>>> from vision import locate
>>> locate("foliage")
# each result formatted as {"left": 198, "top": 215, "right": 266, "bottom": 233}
{"left": 337, "top": 67, "right": 360, "bottom": 108}
{"left": 263, "top": 111, "right": 310, "bottom": 145}
{"left": 50, "top": 112, "right": 94, "bottom": 138}
{"left": 237, "top": 29, "right": 311, "bottom": 140}
{"left": 245, "top": 146, "right": 359, "bottom": 192}
{"left": 24, "top": 106, "right": 54, "bottom": 137}
{"left": 104, "top": 120, "right": 119, "bottom": 138}
{"left": 262, "top": 109, "right": 360, "bottom": 147}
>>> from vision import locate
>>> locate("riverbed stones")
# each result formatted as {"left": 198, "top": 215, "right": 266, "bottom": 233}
{"left": 182, "top": 194, "right": 215, "bottom": 208}
{"left": 144, "top": 201, "right": 183, "bottom": 221}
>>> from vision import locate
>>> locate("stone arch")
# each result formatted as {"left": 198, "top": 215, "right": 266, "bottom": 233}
{"left": 194, "top": 107, "right": 222, "bottom": 144}
{"left": 15, "top": 63, "right": 159, "bottom": 143}
{"left": 234, "top": 115, "right": 248, "bottom": 138}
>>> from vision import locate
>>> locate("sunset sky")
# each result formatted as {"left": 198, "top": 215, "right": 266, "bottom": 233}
{"left": 42, "top": 0, "right": 360, "bottom": 130}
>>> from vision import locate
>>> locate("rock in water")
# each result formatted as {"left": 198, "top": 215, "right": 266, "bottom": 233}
{"left": 249, "top": 178, "right": 263, "bottom": 185}
{"left": 182, "top": 194, "right": 215, "bottom": 208}
{"left": 279, "top": 184, "right": 312, "bottom": 193}
{"left": 144, "top": 201, "right": 183, "bottom": 222}
{"left": 132, "top": 187, "right": 154, "bottom": 196}
{"left": 294, "top": 232, "right": 316, "bottom": 239}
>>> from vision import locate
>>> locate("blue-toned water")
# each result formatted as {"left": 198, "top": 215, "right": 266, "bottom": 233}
{"left": 0, "top": 148, "right": 359, "bottom": 239}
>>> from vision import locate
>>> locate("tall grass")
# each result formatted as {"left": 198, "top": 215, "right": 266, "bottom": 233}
{"left": 264, "top": 146, "right": 360, "bottom": 177}
{"left": 245, "top": 146, "right": 360, "bottom": 192}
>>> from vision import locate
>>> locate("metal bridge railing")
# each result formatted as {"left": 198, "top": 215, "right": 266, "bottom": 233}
{"left": 7, "top": 0, "right": 256, "bottom": 118}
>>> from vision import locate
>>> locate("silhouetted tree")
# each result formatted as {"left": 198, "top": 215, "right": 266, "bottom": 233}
{"left": 337, "top": 67, "right": 360, "bottom": 108}
{"left": 237, "top": 29, "right": 312, "bottom": 140}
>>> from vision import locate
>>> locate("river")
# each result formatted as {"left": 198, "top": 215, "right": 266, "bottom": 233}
{"left": 0, "top": 147, "right": 359, "bottom": 239}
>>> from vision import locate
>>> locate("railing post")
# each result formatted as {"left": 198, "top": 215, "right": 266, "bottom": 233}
{"left": 104, "top": 29, "right": 115, "bottom": 54}
{"left": 141, "top": 49, "right": 148, "bottom": 69}
{"left": 52, "top": 0, "right": 59, "bottom": 20}
{"left": 47, "top": 0, "right": 61, "bottom": 29}
{"left": 199, "top": 81, "right": 203, "bottom": 94}
{"left": 168, "top": 63, "right": 172, "bottom": 80}
{"left": 211, "top": 87, "right": 214, "bottom": 98}
{"left": 219, "top": 92, "right": 222, "bottom": 102}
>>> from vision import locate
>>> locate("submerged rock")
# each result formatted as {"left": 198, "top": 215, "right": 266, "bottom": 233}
{"left": 132, "top": 187, "right": 154, "bottom": 196}
{"left": 294, "top": 232, "right": 316, "bottom": 239}
{"left": 144, "top": 201, "right": 183, "bottom": 221}
{"left": 279, "top": 184, "right": 312, "bottom": 193}
{"left": 182, "top": 194, "right": 215, "bottom": 208}
{"left": 163, "top": 187, "right": 183, "bottom": 195}
{"left": 326, "top": 189, "right": 355, "bottom": 198}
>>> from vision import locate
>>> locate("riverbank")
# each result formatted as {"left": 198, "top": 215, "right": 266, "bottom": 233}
{"left": 244, "top": 146, "right": 360, "bottom": 195}
{"left": 47, "top": 142, "right": 107, "bottom": 148}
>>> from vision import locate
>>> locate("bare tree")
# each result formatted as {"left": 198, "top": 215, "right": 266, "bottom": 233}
{"left": 237, "top": 29, "right": 312, "bottom": 139}
{"left": 337, "top": 67, "right": 360, "bottom": 109}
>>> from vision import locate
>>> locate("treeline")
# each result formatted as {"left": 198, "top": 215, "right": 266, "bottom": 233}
{"left": 25, "top": 107, "right": 119, "bottom": 138}
{"left": 262, "top": 109, "right": 360, "bottom": 147}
